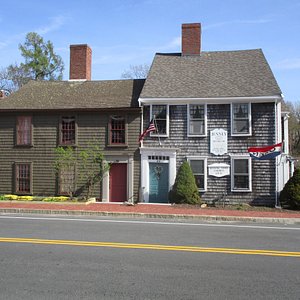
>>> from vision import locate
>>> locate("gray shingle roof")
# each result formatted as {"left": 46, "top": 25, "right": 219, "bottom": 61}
{"left": 0, "top": 79, "right": 145, "bottom": 111}
{"left": 140, "top": 49, "right": 281, "bottom": 99}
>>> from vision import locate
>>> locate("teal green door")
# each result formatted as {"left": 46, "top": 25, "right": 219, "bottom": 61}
{"left": 149, "top": 163, "right": 169, "bottom": 203}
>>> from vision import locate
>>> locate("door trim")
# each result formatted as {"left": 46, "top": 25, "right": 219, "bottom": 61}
{"left": 140, "top": 148, "right": 177, "bottom": 203}
{"left": 102, "top": 155, "right": 134, "bottom": 202}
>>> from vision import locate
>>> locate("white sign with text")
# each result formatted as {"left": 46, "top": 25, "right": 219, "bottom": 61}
{"left": 210, "top": 129, "right": 228, "bottom": 155}
{"left": 208, "top": 163, "right": 230, "bottom": 177}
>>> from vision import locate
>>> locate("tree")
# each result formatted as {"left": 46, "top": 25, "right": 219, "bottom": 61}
{"left": 1, "top": 32, "right": 64, "bottom": 93}
{"left": 78, "top": 142, "right": 110, "bottom": 200}
{"left": 280, "top": 168, "right": 300, "bottom": 209}
{"left": 284, "top": 101, "right": 300, "bottom": 155}
{"left": 18, "top": 32, "right": 64, "bottom": 81}
{"left": 54, "top": 146, "right": 77, "bottom": 198}
{"left": 54, "top": 141, "right": 110, "bottom": 200}
{"left": 169, "top": 161, "right": 202, "bottom": 205}
{"left": 121, "top": 64, "right": 150, "bottom": 79}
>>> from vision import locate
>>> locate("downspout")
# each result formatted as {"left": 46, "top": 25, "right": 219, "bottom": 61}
{"left": 275, "top": 100, "right": 282, "bottom": 208}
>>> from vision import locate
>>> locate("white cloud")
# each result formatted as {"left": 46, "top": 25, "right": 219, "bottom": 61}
{"left": 36, "top": 15, "right": 67, "bottom": 35}
{"left": 274, "top": 58, "right": 300, "bottom": 70}
{"left": 203, "top": 19, "right": 273, "bottom": 30}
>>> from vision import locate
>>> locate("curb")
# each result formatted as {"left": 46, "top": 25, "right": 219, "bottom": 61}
{"left": 0, "top": 208, "right": 299, "bottom": 225}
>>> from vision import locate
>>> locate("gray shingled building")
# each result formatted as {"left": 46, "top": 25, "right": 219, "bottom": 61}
{"left": 138, "top": 23, "right": 292, "bottom": 206}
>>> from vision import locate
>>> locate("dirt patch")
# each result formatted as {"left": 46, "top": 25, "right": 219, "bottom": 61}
{"left": 173, "top": 203, "right": 300, "bottom": 214}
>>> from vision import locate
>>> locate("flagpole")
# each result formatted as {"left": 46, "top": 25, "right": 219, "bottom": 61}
{"left": 153, "top": 115, "right": 161, "bottom": 146}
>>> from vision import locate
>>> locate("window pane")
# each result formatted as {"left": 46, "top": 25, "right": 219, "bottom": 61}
{"left": 152, "top": 105, "right": 167, "bottom": 134}
{"left": 190, "top": 105, "right": 204, "bottom": 120}
{"left": 190, "top": 160, "right": 204, "bottom": 173}
{"left": 16, "top": 164, "right": 31, "bottom": 193}
{"left": 234, "top": 159, "right": 248, "bottom": 174}
{"left": 233, "top": 104, "right": 248, "bottom": 118}
{"left": 110, "top": 116, "right": 125, "bottom": 144}
{"left": 189, "top": 120, "right": 205, "bottom": 135}
{"left": 61, "top": 116, "right": 75, "bottom": 144}
{"left": 60, "top": 166, "right": 75, "bottom": 195}
{"left": 194, "top": 175, "right": 204, "bottom": 190}
{"left": 234, "top": 120, "right": 249, "bottom": 133}
{"left": 234, "top": 175, "right": 249, "bottom": 189}
{"left": 17, "top": 116, "right": 31, "bottom": 145}
{"left": 233, "top": 104, "right": 250, "bottom": 134}
{"left": 152, "top": 105, "right": 166, "bottom": 119}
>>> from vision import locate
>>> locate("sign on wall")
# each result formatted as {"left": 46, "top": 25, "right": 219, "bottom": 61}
{"left": 208, "top": 163, "right": 230, "bottom": 177}
{"left": 210, "top": 129, "right": 228, "bottom": 155}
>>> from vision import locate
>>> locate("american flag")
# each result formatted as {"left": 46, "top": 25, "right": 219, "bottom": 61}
{"left": 139, "top": 119, "right": 156, "bottom": 142}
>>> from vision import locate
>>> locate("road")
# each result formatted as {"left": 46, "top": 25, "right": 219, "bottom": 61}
{"left": 0, "top": 214, "right": 299, "bottom": 300}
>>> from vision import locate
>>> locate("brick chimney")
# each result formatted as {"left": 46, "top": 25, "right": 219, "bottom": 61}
{"left": 69, "top": 44, "right": 92, "bottom": 80}
{"left": 182, "top": 23, "right": 201, "bottom": 56}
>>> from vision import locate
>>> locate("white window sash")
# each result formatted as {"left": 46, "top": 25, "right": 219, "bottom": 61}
{"left": 231, "top": 103, "right": 252, "bottom": 136}
{"left": 187, "top": 157, "right": 207, "bottom": 192}
{"left": 187, "top": 104, "right": 207, "bottom": 137}
{"left": 231, "top": 156, "right": 252, "bottom": 192}
{"left": 150, "top": 104, "right": 169, "bottom": 137}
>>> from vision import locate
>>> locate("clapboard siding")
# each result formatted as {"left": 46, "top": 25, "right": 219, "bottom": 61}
{"left": 0, "top": 111, "right": 141, "bottom": 200}
{"left": 142, "top": 102, "right": 276, "bottom": 205}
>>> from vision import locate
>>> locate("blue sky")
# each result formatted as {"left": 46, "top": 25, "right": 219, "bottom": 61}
{"left": 0, "top": 0, "right": 299, "bottom": 102}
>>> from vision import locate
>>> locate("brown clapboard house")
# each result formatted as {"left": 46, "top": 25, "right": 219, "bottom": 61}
{"left": 139, "top": 23, "right": 292, "bottom": 206}
{"left": 0, "top": 45, "right": 144, "bottom": 202}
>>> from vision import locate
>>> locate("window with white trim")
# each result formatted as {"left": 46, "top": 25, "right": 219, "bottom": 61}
{"left": 231, "top": 103, "right": 251, "bottom": 136}
{"left": 188, "top": 104, "right": 206, "bottom": 136}
{"left": 188, "top": 158, "right": 207, "bottom": 191}
{"left": 231, "top": 156, "right": 252, "bottom": 192}
{"left": 150, "top": 105, "right": 168, "bottom": 136}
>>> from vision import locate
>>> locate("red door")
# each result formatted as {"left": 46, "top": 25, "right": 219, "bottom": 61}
{"left": 109, "top": 163, "right": 127, "bottom": 202}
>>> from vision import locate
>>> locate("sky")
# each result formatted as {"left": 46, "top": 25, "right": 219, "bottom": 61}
{"left": 0, "top": 0, "right": 299, "bottom": 102}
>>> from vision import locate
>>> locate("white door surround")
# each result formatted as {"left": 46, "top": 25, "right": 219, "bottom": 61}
{"left": 140, "top": 147, "right": 177, "bottom": 203}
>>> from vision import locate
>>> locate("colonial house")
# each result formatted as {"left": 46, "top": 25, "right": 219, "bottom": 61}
{"left": 0, "top": 23, "right": 292, "bottom": 206}
{"left": 0, "top": 45, "right": 144, "bottom": 202}
{"left": 139, "top": 23, "right": 291, "bottom": 206}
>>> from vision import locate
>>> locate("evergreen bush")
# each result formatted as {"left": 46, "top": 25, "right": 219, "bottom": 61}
{"left": 169, "top": 161, "right": 202, "bottom": 205}
{"left": 280, "top": 168, "right": 300, "bottom": 209}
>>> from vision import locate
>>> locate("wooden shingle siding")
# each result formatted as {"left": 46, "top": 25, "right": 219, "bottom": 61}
{"left": 0, "top": 111, "right": 141, "bottom": 201}
{"left": 142, "top": 102, "right": 276, "bottom": 205}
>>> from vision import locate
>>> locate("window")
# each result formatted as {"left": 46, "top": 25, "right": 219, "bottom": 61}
{"left": 188, "top": 104, "right": 206, "bottom": 136}
{"left": 188, "top": 158, "right": 207, "bottom": 191}
{"left": 151, "top": 105, "right": 168, "bottom": 136}
{"left": 109, "top": 116, "right": 126, "bottom": 145}
{"left": 15, "top": 163, "right": 32, "bottom": 194}
{"left": 59, "top": 166, "right": 76, "bottom": 196}
{"left": 16, "top": 116, "right": 32, "bottom": 146}
{"left": 231, "top": 103, "right": 251, "bottom": 136}
{"left": 231, "top": 156, "right": 252, "bottom": 192}
{"left": 60, "top": 116, "right": 76, "bottom": 145}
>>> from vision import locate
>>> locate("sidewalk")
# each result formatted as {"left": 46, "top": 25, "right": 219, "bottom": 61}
{"left": 0, "top": 201, "right": 300, "bottom": 224}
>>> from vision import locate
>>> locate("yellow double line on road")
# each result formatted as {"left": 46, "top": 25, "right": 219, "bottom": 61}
{"left": 1, "top": 237, "right": 299, "bottom": 257}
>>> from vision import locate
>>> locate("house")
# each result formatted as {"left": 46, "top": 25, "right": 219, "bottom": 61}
{"left": 0, "top": 45, "right": 144, "bottom": 202}
{"left": 139, "top": 23, "right": 292, "bottom": 206}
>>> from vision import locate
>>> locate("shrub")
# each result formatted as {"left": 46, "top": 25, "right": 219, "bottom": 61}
{"left": 169, "top": 161, "right": 202, "bottom": 205}
{"left": 280, "top": 168, "right": 300, "bottom": 209}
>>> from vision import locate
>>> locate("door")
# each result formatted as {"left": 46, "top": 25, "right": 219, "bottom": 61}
{"left": 149, "top": 162, "right": 169, "bottom": 203}
{"left": 109, "top": 163, "right": 127, "bottom": 202}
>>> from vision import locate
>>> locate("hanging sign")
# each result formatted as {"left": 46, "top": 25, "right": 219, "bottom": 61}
{"left": 210, "top": 129, "right": 228, "bottom": 155}
{"left": 208, "top": 163, "right": 230, "bottom": 177}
